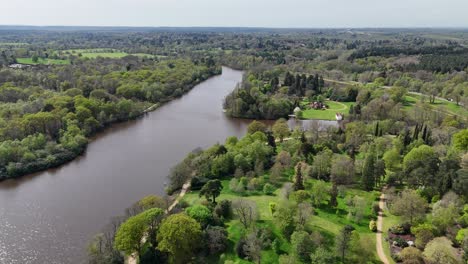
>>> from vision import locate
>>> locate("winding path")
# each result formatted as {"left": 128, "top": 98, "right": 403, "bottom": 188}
{"left": 376, "top": 192, "right": 390, "bottom": 264}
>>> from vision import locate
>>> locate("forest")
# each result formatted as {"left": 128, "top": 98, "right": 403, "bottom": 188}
{"left": 0, "top": 27, "right": 467, "bottom": 264}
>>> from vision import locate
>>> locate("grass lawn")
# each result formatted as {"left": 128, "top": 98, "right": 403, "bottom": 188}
{"left": 381, "top": 204, "right": 399, "bottom": 264}
{"left": 61, "top": 49, "right": 155, "bottom": 59}
{"left": 299, "top": 100, "right": 354, "bottom": 120}
{"left": 16, "top": 57, "right": 70, "bottom": 65}
{"left": 403, "top": 94, "right": 468, "bottom": 120}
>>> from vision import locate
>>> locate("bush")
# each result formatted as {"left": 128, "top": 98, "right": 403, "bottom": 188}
{"left": 263, "top": 183, "right": 275, "bottom": 195}
{"left": 390, "top": 223, "right": 411, "bottom": 235}
{"left": 235, "top": 237, "right": 247, "bottom": 258}
{"left": 369, "top": 220, "right": 377, "bottom": 232}
{"left": 214, "top": 200, "right": 232, "bottom": 219}
{"left": 393, "top": 236, "right": 408, "bottom": 248}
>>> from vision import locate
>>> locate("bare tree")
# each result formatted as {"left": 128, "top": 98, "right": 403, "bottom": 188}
{"left": 233, "top": 199, "right": 258, "bottom": 229}
{"left": 296, "top": 202, "right": 313, "bottom": 228}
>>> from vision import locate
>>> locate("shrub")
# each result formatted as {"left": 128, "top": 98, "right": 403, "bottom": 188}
{"left": 214, "top": 200, "right": 232, "bottom": 219}
{"left": 369, "top": 220, "right": 377, "bottom": 232}
{"left": 263, "top": 183, "right": 275, "bottom": 195}
{"left": 393, "top": 236, "right": 408, "bottom": 248}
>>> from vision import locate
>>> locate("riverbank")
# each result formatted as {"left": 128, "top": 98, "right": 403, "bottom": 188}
{"left": 0, "top": 70, "right": 221, "bottom": 181}
{"left": 0, "top": 67, "right": 245, "bottom": 263}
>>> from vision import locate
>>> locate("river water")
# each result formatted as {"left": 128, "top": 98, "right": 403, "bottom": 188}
{"left": 0, "top": 67, "right": 336, "bottom": 263}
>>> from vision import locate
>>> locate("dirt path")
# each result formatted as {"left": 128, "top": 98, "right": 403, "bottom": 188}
{"left": 127, "top": 181, "right": 191, "bottom": 264}
{"left": 376, "top": 192, "right": 390, "bottom": 264}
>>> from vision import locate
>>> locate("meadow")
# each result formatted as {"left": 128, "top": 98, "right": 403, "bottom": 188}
{"left": 299, "top": 99, "right": 354, "bottom": 120}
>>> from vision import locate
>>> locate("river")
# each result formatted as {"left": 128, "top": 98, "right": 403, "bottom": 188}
{"left": 0, "top": 67, "right": 336, "bottom": 263}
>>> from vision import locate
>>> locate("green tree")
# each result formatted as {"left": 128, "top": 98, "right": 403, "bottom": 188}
{"left": 293, "top": 163, "right": 305, "bottom": 191}
{"left": 247, "top": 120, "right": 267, "bottom": 134}
{"left": 272, "top": 118, "right": 290, "bottom": 142}
{"left": 399, "top": 247, "right": 424, "bottom": 264}
{"left": 403, "top": 145, "right": 439, "bottom": 187}
{"left": 362, "top": 147, "right": 376, "bottom": 190}
{"left": 335, "top": 225, "right": 355, "bottom": 263}
{"left": 290, "top": 230, "right": 313, "bottom": 262}
{"left": 423, "top": 237, "right": 460, "bottom": 264}
{"left": 311, "top": 180, "right": 329, "bottom": 207}
{"left": 157, "top": 213, "right": 202, "bottom": 264}
{"left": 186, "top": 205, "right": 212, "bottom": 227}
{"left": 452, "top": 129, "right": 468, "bottom": 151}
{"left": 199, "top": 179, "right": 223, "bottom": 204}
{"left": 391, "top": 190, "right": 427, "bottom": 225}
{"left": 114, "top": 208, "right": 163, "bottom": 259}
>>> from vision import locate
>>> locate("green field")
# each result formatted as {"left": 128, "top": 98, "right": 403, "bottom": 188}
{"left": 61, "top": 49, "right": 155, "bottom": 59}
{"left": 403, "top": 94, "right": 468, "bottom": 120}
{"left": 299, "top": 100, "right": 354, "bottom": 120}
{"left": 16, "top": 57, "right": 70, "bottom": 65}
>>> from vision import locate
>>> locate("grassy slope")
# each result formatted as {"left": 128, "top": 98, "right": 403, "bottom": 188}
{"left": 300, "top": 100, "right": 354, "bottom": 120}
{"left": 183, "top": 178, "right": 381, "bottom": 263}
{"left": 403, "top": 94, "right": 468, "bottom": 119}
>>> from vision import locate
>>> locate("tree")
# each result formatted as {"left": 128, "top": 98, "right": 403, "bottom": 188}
{"left": 293, "top": 163, "right": 305, "bottom": 190}
{"left": 186, "top": 205, "right": 213, "bottom": 227}
{"left": 423, "top": 237, "right": 460, "bottom": 264}
{"left": 32, "top": 54, "right": 39, "bottom": 63}
{"left": 452, "top": 129, "right": 468, "bottom": 151}
{"left": 391, "top": 190, "right": 427, "bottom": 225}
{"left": 205, "top": 226, "right": 228, "bottom": 255}
{"left": 330, "top": 155, "right": 354, "bottom": 185}
{"left": 199, "top": 179, "right": 223, "bottom": 204}
{"left": 309, "top": 246, "right": 334, "bottom": 264}
{"left": 411, "top": 223, "right": 435, "bottom": 249}
{"left": 243, "top": 230, "right": 262, "bottom": 264}
{"left": 311, "top": 150, "right": 332, "bottom": 180}
{"left": 362, "top": 147, "right": 376, "bottom": 190}
{"left": 335, "top": 225, "right": 354, "bottom": 263}
{"left": 403, "top": 145, "right": 439, "bottom": 187}
{"left": 311, "top": 180, "right": 329, "bottom": 207}
{"left": 233, "top": 199, "right": 258, "bottom": 229}
{"left": 290, "top": 230, "right": 313, "bottom": 262}
{"left": 296, "top": 202, "right": 313, "bottom": 228}
{"left": 272, "top": 118, "right": 290, "bottom": 142}
{"left": 157, "top": 213, "right": 202, "bottom": 264}
{"left": 399, "top": 247, "right": 424, "bottom": 264}
{"left": 115, "top": 208, "right": 164, "bottom": 258}
{"left": 274, "top": 202, "right": 296, "bottom": 239}
{"left": 247, "top": 120, "right": 267, "bottom": 134}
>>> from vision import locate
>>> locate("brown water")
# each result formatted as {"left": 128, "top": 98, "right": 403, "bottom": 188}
{"left": 0, "top": 67, "right": 336, "bottom": 263}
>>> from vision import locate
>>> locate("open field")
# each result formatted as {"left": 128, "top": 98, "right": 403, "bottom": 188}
{"left": 61, "top": 49, "right": 155, "bottom": 59}
{"left": 403, "top": 94, "right": 468, "bottom": 120}
{"left": 300, "top": 99, "right": 354, "bottom": 120}
{"left": 16, "top": 57, "right": 70, "bottom": 65}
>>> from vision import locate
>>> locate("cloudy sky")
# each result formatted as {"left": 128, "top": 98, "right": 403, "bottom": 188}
{"left": 1, "top": 0, "right": 467, "bottom": 28}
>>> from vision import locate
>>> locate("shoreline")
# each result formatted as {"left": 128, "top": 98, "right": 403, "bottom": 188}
{"left": 0, "top": 71, "right": 222, "bottom": 182}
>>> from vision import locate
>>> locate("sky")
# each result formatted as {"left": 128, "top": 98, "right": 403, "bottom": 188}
{"left": 1, "top": 0, "right": 467, "bottom": 28}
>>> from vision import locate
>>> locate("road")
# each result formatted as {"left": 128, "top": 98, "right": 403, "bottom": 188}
{"left": 376, "top": 192, "right": 390, "bottom": 264}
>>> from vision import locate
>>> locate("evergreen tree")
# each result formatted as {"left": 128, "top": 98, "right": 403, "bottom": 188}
{"left": 362, "top": 147, "right": 376, "bottom": 191}
{"left": 329, "top": 182, "right": 338, "bottom": 208}
{"left": 293, "top": 163, "right": 305, "bottom": 191}
{"left": 374, "top": 122, "right": 380, "bottom": 137}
